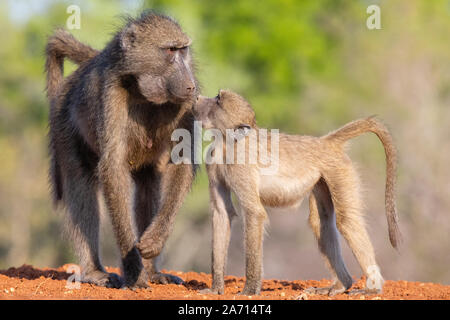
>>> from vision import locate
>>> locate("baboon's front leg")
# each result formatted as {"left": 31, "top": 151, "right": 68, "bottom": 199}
{"left": 99, "top": 160, "right": 149, "bottom": 289}
{"left": 240, "top": 199, "right": 267, "bottom": 296}
{"left": 200, "top": 181, "right": 236, "bottom": 295}
{"left": 137, "top": 163, "right": 195, "bottom": 259}
{"left": 98, "top": 86, "right": 149, "bottom": 289}
{"left": 133, "top": 166, "right": 184, "bottom": 285}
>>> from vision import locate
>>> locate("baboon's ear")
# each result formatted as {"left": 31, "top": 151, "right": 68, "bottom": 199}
{"left": 121, "top": 24, "right": 138, "bottom": 50}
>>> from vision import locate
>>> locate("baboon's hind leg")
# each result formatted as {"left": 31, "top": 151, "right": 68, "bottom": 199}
{"left": 326, "top": 164, "right": 384, "bottom": 295}
{"left": 61, "top": 143, "right": 122, "bottom": 288}
{"left": 306, "top": 178, "right": 353, "bottom": 296}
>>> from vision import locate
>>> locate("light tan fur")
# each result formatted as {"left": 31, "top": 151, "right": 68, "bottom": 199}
{"left": 194, "top": 90, "right": 401, "bottom": 296}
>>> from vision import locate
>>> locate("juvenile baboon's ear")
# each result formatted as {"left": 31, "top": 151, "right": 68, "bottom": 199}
{"left": 120, "top": 24, "right": 138, "bottom": 50}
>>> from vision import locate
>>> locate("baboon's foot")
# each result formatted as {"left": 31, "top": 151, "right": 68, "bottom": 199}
{"left": 126, "top": 281, "right": 151, "bottom": 291}
{"left": 238, "top": 285, "right": 261, "bottom": 296}
{"left": 150, "top": 272, "right": 184, "bottom": 285}
{"left": 121, "top": 247, "right": 151, "bottom": 290}
{"left": 304, "top": 283, "right": 347, "bottom": 296}
{"left": 124, "top": 271, "right": 151, "bottom": 290}
{"left": 82, "top": 270, "right": 123, "bottom": 289}
{"left": 363, "top": 265, "right": 384, "bottom": 294}
{"left": 348, "top": 288, "right": 381, "bottom": 296}
{"left": 199, "top": 287, "right": 223, "bottom": 295}
{"left": 140, "top": 257, "right": 183, "bottom": 285}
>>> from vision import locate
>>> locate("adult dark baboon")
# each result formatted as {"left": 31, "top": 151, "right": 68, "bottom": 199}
{"left": 194, "top": 90, "right": 401, "bottom": 296}
{"left": 45, "top": 12, "right": 198, "bottom": 289}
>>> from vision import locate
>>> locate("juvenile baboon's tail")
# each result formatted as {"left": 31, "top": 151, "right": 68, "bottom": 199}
{"left": 45, "top": 28, "right": 99, "bottom": 101}
{"left": 324, "top": 116, "right": 402, "bottom": 250}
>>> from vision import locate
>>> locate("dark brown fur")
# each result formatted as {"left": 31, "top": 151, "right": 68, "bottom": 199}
{"left": 45, "top": 12, "right": 198, "bottom": 289}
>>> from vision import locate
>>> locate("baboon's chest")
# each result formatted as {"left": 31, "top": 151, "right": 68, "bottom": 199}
{"left": 125, "top": 103, "right": 190, "bottom": 170}
{"left": 126, "top": 123, "right": 173, "bottom": 170}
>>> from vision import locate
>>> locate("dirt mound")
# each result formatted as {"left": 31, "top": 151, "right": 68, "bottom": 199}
{"left": 0, "top": 264, "right": 449, "bottom": 300}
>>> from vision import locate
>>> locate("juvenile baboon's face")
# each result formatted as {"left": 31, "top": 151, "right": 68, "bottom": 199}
{"left": 120, "top": 14, "right": 197, "bottom": 104}
{"left": 194, "top": 90, "right": 256, "bottom": 132}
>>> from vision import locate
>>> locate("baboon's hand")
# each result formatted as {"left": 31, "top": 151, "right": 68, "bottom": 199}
{"left": 136, "top": 234, "right": 164, "bottom": 259}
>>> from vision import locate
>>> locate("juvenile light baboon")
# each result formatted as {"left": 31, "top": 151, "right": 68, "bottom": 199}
{"left": 194, "top": 90, "right": 401, "bottom": 296}
{"left": 45, "top": 12, "right": 198, "bottom": 289}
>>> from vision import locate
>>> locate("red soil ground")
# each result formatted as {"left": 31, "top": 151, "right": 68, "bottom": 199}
{"left": 0, "top": 264, "right": 448, "bottom": 300}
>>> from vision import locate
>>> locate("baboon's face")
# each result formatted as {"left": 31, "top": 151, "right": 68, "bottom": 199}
{"left": 195, "top": 90, "right": 256, "bottom": 132}
{"left": 120, "top": 16, "right": 197, "bottom": 105}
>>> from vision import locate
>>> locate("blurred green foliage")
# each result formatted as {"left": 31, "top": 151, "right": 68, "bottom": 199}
{"left": 0, "top": 0, "right": 449, "bottom": 284}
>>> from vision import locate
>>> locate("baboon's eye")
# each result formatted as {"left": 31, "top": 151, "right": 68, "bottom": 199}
{"left": 234, "top": 124, "right": 251, "bottom": 140}
{"left": 179, "top": 46, "right": 188, "bottom": 55}
{"left": 238, "top": 124, "right": 251, "bottom": 132}
{"left": 215, "top": 94, "right": 220, "bottom": 106}
{"left": 165, "top": 48, "right": 177, "bottom": 62}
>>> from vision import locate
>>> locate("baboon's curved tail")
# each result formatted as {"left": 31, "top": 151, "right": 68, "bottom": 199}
{"left": 324, "top": 116, "right": 402, "bottom": 250}
{"left": 45, "top": 28, "right": 99, "bottom": 101}
{"left": 46, "top": 29, "right": 98, "bottom": 205}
